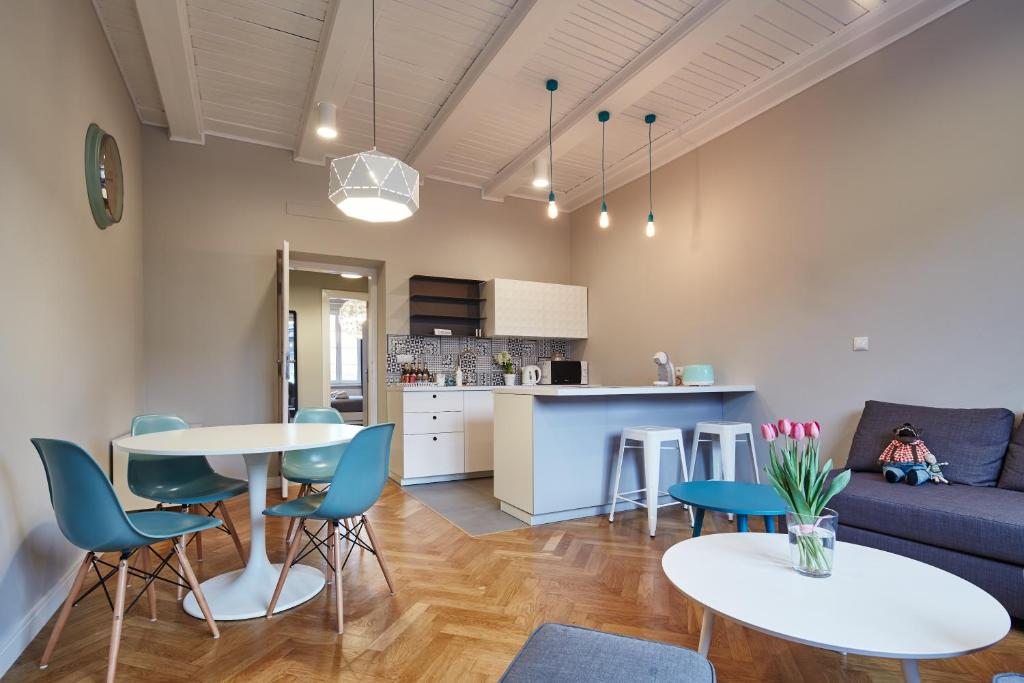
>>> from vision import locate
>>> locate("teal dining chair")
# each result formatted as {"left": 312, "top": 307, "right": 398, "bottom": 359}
{"left": 264, "top": 423, "right": 396, "bottom": 634}
{"left": 31, "top": 438, "right": 220, "bottom": 682}
{"left": 282, "top": 407, "right": 347, "bottom": 545}
{"left": 129, "top": 415, "right": 248, "bottom": 575}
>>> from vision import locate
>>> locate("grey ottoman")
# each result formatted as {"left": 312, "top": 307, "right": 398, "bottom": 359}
{"left": 499, "top": 623, "right": 715, "bottom": 682}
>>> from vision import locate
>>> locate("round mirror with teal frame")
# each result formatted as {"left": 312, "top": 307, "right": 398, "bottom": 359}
{"left": 84, "top": 123, "right": 124, "bottom": 229}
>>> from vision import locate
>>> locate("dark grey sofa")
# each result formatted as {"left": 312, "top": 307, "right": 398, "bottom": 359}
{"left": 830, "top": 401, "right": 1024, "bottom": 619}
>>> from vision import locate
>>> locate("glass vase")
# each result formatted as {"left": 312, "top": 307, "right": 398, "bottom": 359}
{"left": 786, "top": 508, "right": 837, "bottom": 578}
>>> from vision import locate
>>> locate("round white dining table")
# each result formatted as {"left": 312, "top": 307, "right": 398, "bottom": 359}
{"left": 113, "top": 422, "right": 362, "bottom": 621}
{"left": 662, "top": 533, "right": 1010, "bottom": 682}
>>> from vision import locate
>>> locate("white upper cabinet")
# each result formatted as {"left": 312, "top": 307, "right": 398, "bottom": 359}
{"left": 483, "top": 279, "right": 588, "bottom": 339}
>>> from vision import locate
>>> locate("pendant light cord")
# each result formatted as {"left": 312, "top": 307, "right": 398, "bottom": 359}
{"left": 601, "top": 120, "right": 606, "bottom": 202}
{"left": 548, "top": 88, "right": 554, "bottom": 192}
{"left": 647, "top": 121, "right": 653, "bottom": 214}
{"left": 371, "top": 0, "right": 377, "bottom": 149}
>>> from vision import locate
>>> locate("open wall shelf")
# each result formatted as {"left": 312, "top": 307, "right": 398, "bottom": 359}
{"left": 409, "top": 275, "right": 484, "bottom": 336}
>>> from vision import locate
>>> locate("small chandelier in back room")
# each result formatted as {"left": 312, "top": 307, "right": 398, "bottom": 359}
{"left": 328, "top": 0, "right": 419, "bottom": 223}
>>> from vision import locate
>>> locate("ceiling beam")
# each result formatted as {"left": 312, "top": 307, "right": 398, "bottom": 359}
{"left": 293, "top": 0, "right": 373, "bottom": 166}
{"left": 558, "top": 0, "right": 972, "bottom": 213}
{"left": 481, "top": 0, "right": 767, "bottom": 201}
{"left": 135, "top": 0, "right": 203, "bottom": 144}
{"left": 406, "top": 0, "right": 578, "bottom": 175}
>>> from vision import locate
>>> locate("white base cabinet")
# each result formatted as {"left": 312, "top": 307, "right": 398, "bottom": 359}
{"left": 387, "top": 388, "right": 494, "bottom": 485}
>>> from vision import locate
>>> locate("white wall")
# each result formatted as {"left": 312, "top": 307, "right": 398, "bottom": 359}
{"left": 569, "top": 0, "right": 1024, "bottom": 475}
{"left": 0, "top": 0, "right": 144, "bottom": 673}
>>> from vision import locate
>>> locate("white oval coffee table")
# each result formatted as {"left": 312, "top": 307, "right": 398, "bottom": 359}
{"left": 114, "top": 423, "right": 361, "bottom": 621}
{"left": 662, "top": 533, "right": 1010, "bottom": 682}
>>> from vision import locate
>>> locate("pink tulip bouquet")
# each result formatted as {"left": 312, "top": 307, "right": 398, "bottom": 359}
{"left": 761, "top": 419, "right": 851, "bottom": 577}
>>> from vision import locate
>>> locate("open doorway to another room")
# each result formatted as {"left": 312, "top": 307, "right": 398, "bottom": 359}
{"left": 286, "top": 263, "right": 377, "bottom": 428}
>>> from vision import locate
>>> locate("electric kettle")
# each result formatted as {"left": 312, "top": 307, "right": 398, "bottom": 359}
{"left": 521, "top": 365, "right": 541, "bottom": 386}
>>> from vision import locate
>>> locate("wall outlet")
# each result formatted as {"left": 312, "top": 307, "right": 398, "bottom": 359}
{"left": 853, "top": 336, "right": 869, "bottom": 352}
{"left": 396, "top": 354, "right": 414, "bottom": 363}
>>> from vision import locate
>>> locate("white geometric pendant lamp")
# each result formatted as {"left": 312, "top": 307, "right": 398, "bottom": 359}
{"left": 327, "top": 0, "right": 419, "bottom": 223}
{"left": 329, "top": 150, "right": 419, "bottom": 223}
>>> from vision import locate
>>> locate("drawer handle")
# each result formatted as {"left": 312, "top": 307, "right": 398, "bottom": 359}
{"left": 432, "top": 415, "right": 437, "bottom": 420}
{"left": 433, "top": 436, "right": 438, "bottom": 442}
{"left": 432, "top": 394, "right": 437, "bottom": 398}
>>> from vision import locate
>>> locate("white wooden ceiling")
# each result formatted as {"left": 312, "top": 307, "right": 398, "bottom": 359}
{"left": 95, "top": 0, "right": 969, "bottom": 211}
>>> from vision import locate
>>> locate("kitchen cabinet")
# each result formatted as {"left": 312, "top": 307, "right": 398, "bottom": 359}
{"left": 387, "top": 387, "right": 494, "bottom": 485}
{"left": 483, "top": 278, "right": 587, "bottom": 339}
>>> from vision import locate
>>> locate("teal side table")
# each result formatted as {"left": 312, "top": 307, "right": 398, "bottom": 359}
{"left": 667, "top": 481, "right": 786, "bottom": 537}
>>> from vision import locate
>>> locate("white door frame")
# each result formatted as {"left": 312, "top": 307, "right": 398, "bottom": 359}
{"left": 321, "top": 288, "right": 371, "bottom": 423}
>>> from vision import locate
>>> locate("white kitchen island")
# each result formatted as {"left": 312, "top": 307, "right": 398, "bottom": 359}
{"left": 492, "top": 384, "right": 755, "bottom": 526}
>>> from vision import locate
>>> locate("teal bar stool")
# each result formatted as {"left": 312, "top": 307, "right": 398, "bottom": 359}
{"left": 264, "top": 423, "right": 396, "bottom": 634}
{"left": 282, "top": 407, "right": 347, "bottom": 545}
{"left": 129, "top": 415, "right": 248, "bottom": 575}
{"left": 31, "top": 438, "right": 221, "bottom": 682}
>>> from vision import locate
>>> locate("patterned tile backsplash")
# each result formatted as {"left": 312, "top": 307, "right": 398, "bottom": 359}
{"left": 386, "top": 335, "right": 574, "bottom": 386}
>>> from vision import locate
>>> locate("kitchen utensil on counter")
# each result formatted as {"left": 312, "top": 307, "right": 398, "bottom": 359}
{"left": 521, "top": 365, "right": 541, "bottom": 386}
{"left": 435, "top": 373, "right": 446, "bottom": 386}
{"left": 682, "top": 364, "right": 715, "bottom": 386}
{"left": 653, "top": 352, "right": 675, "bottom": 386}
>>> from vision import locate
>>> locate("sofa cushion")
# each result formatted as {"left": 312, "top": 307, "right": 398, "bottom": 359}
{"left": 997, "top": 418, "right": 1024, "bottom": 492}
{"left": 830, "top": 472, "right": 1024, "bottom": 566}
{"left": 846, "top": 400, "right": 1014, "bottom": 486}
{"left": 499, "top": 624, "right": 715, "bottom": 683}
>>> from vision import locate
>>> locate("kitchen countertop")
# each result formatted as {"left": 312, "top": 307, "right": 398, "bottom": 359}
{"left": 492, "top": 384, "right": 755, "bottom": 397}
{"left": 386, "top": 384, "right": 499, "bottom": 392}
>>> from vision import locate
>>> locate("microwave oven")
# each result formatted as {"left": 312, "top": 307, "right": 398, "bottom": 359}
{"left": 539, "top": 360, "right": 588, "bottom": 385}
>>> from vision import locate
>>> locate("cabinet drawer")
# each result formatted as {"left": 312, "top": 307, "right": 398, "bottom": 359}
{"left": 403, "top": 432, "right": 465, "bottom": 478}
{"left": 405, "top": 411, "right": 463, "bottom": 434}
{"left": 404, "top": 391, "right": 463, "bottom": 413}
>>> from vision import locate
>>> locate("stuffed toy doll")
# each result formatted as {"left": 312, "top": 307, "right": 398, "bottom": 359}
{"left": 878, "top": 423, "right": 949, "bottom": 485}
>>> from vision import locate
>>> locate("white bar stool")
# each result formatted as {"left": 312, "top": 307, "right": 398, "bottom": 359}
{"left": 689, "top": 421, "right": 760, "bottom": 520}
{"left": 609, "top": 426, "right": 694, "bottom": 537}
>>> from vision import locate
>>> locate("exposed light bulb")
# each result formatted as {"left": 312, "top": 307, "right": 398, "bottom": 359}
{"left": 316, "top": 101, "right": 338, "bottom": 139}
{"left": 645, "top": 211, "right": 655, "bottom": 237}
{"left": 598, "top": 201, "right": 609, "bottom": 228}
{"left": 532, "top": 157, "right": 549, "bottom": 188}
{"left": 547, "top": 191, "right": 558, "bottom": 219}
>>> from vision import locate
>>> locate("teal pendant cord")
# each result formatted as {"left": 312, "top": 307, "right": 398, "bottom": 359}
{"left": 546, "top": 79, "right": 558, "bottom": 217}
{"left": 645, "top": 113, "right": 656, "bottom": 237}
{"left": 598, "top": 110, "right": 610, "bottom": 227}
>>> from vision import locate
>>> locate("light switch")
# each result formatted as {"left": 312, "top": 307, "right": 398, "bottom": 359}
{"left": 853, "top": 337, "right": 869, "bottom": 352}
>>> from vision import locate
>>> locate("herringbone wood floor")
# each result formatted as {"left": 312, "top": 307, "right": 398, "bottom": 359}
{"left": 9, "top": 482, "right": 1022, "bottom": 682}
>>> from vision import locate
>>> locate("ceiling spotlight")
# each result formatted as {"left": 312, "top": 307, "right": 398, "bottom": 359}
{"left": 532, "top": 157, "right": 549, "bottom": 188}
{"left": 316, "top": 101, "right": 338, "bottom": 139}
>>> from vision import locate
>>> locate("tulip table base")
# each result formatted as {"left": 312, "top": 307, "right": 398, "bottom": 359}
{"left": 182, "top": 452, "right": 325, "bottom": 621}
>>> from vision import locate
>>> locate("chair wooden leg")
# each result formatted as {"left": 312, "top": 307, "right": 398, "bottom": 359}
{"left": 332, "top": 522, "right": 344, "bottom": 634}
{"left": 326, "top": 524, "right": 335, "bottom": 584}
{"left": 195, "top": 529, "right": 204, "bottom": 562}
{"left": 266, "top": 517, "right": 305, "bottom": 618}
{"left": 176, "top": 535, "right": 186, "bottom": 600}
{"left": 105, "top": 556, "right": 129, "bottom": 683}
{"left": 140, "top": 547, "right": 158, "bottom": 622}
{"left": 40, "top": 552, "right": 93, "bottom": 669}
{"left": 218, "top": 500, "right": 247, "bottom": 566}
{"left": 361, "top": 515, "right": 395, "bottom": 595}
{"left": 285, "top": 485, "right": 309, "bottom": 545}
{"left": 173, "top": 540, "right": 219, "bottom": 639}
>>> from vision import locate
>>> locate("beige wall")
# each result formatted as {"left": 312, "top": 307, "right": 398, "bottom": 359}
{"left": 0, "top": 0, "right": 144, "bottom": 671}
{"left": 288, "top": 270, "right": 368, "bottom": 408}
{"left": 142, "top": 129, "right": 569, "bottom": 476}
{"left": 570, "top": 0, "right": 1024, "bottom": 474}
